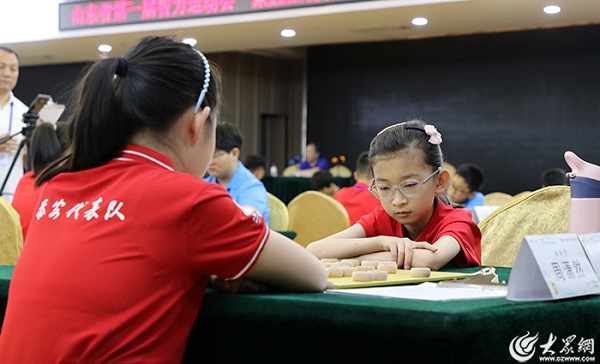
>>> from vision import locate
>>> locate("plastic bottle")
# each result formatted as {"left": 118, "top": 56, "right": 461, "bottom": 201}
{"left": 270, "top": 164, "right": 278, "bottom": 177}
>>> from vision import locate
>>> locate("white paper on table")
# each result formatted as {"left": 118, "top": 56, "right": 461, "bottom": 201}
{"left": 326, "top": 282, "right": 507, "bottom": 301}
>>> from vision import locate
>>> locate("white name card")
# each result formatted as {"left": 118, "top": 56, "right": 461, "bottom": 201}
{"left": 507, "top": 234, "right": 600, "bottom": 301}
{"left": 579, "top": 233, "right": 600, "bottom": 276}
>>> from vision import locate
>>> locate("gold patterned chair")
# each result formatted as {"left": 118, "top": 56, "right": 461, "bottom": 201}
{"left": 282, "top": 165, "right": 299, "bottom": 177}
{"left": 287, "top": 191, "right": 350, "bottom": 248}
{"left": 512, "top": 191, "right": 532, "bottom": 201}
{"left": 329, "top": 165, "right": 352, "bottom": 178}
{"left": 0, "top": 197, "right": 24, "bottom": 265}
{"left": 483, "top": 192, "right": 513, "bottom": 207}
{"left": 267, "top": 192, "right": 289, "bottom": 231}
{"left": 478, "top": 186, "right": 570, "bottom": 267}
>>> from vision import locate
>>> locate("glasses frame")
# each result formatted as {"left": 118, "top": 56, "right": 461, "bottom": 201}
{"left": 368, "top": 167, "right": 442, "bottom": 200}
{"left": 448, "top": 183, "right": 471, "bottom": 196}
{"left": 211, "top": 150, "right": 231, "bottom": 161}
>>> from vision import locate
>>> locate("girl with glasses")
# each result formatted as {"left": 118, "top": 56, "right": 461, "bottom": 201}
{"left": 0, "top": 36, "right": 327, "bottom": 363}
{"left": 307, "top": 120, "right": 481, "bottom": 271}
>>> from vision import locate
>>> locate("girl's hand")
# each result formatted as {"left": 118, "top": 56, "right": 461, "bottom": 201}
{"left": 380, "top": 237, "right": 438, "bottom": 270}
{"left": 210, "top": 276, "right": 267, "bottom": 294}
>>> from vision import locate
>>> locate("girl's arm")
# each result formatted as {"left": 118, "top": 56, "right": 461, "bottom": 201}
{"left": 307, "top": 224, "right": 458, "bottom": 271}
{"left": 358, "top": 235, "right": 460, "bottom": 271}
{"left": 306, "top": 224, "right": 379, "bottom": 259}
{"left": 244, "top": 230, "right": 328, "bottom": 292}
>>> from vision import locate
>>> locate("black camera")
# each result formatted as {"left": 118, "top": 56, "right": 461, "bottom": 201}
{"left": 22, "top": 94, "right": 51, "bottom": 137}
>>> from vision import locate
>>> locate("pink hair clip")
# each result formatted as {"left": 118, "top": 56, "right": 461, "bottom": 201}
{"left": 424, "top": 125, "right": 442, "bottom": 145}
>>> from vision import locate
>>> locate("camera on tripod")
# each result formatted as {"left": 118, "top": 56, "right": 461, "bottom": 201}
{"left": 22, "top": 94, "right": 52, "bottom": 138}
{"left": 0, "top": 94, "right": 53, "bottom": 199}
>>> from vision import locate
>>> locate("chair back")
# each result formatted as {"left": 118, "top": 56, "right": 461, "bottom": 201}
{"left": 478, "top": 186, "right": 570, "bottom": 267}
{"left": 267, "top": 193, "right": 289, "bottom": 230}
{"left": 330, "top": 165, "right": 352, "bottom": 178}
{"left": 483, "top": 192, "right": 513, "bottom": 206}
{"left": 287, "top": 191, "right": 350, "bottom": 247}
{"left": 511, "top": 191, "right": 532, "bottom": 202}
{"left": 0, "top": 197, "right": 24, "bottom": 265}
{"left": 282, "top": 165, "right": 299, "bottom": 177}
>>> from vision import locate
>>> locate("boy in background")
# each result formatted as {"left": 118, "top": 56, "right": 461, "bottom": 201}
{"left": 448, "top": 163, "right": 485, "bottom": 209}
{"left": 335, "top": 151, "right": 380, "bottom": 225}
{"left": 311, "top": 170, "right": 339, "bottom": 198}
{"left": 205, "top": 122, "right": 270, "bottom": 224}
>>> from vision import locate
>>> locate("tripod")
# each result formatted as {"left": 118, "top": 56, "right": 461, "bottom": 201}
{"left": 0, "top": 112, "right": 39, "bottom": 199}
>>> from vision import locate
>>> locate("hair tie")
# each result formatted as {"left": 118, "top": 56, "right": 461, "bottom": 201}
{"left": 423, "top": 125, "right": 442, "bottom": 145}
{"left": 115, "top": 57, "right": 128, "bottom": 77}
{"left": 404, "top": 125, "right": 443, "bottom": 145}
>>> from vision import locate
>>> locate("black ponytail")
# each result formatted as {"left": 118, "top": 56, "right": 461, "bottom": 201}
{"left": 36, "top": 36, "right": 220, "bottom": 186}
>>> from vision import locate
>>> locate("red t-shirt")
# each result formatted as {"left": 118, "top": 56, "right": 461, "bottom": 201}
{"left": 0, "top": 145, "right": 269, "bottom": 363}
{"left": 358, "top": 199, "right": 481, "bottom": 267}
{"left": 335, "top": 181, "right": 381, "bottom": 225}
{"left": 11, "top": 171, "right": 40, "bottom": 241}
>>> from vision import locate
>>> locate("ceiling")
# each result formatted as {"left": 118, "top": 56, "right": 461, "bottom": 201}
{"left": 10, "top": 0, "right": 600, "bottom": 66}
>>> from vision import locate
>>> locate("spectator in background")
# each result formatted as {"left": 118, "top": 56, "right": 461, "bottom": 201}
{"left": 311, "top": 170, "right": 339, "bottom": 198}
{"left": 541, "top": 167, "right": 568, "bottom": 187}
{"left": 296, "top": 143, "right": 329, "bottom": 177}
{"left": 244, "top": 154, "right": 266, "bottom": 181}
{"left": 12, "top": 121, "right": 69, "bottom": 240}
{"left": 0, "top": 46, "right": 29, "bottom": 204}
{"left": 448, "top": 163, "right": 485, "bottom": 209}
{"left": 335, "top": 151, "right": 380, "bottom": 225}
{"left": 205, "top": 122, "right": 270, "bottom": 224}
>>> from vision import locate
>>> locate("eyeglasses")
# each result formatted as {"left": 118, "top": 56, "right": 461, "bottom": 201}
{"left": 211, "top": 151, "right": 229, "bottom": 160}
{"left": 448, "top": 184, "right": 471, "bottom": 195}
{"left": 368, "top": 167, "right": 442, "bottom": 200}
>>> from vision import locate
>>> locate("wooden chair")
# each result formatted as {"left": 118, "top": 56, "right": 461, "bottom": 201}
{"left": 478, "top": 186, "right": 570, "bottom": 267}
{"left": 267, "top": 193, "right": 289, "bottom": 231}
{"left": 287, "top": 191, "right": 350, "bottom": 248}
{"left": 0, "top": 197, "right": 24, "bottom": 265}
{"left": 483, "top": 192, "right": 513, "bottom": 207}
{"left": 329, "top": 165, "right": 352, "bottom": 178}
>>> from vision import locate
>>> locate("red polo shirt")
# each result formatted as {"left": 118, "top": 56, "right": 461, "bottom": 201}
{"left": 358, "top": 200, "right": 481, "bottom": 267}
{"left": 0, "top": 144, "right": 268, "bottom": 362}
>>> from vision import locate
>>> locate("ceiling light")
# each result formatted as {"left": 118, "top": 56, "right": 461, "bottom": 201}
{"left": 281, "top": 29, "right": 296, "bottom": 38}
{"left": 543, "top": 5, "right": 561, "bottom": 14}
{"left": 412, "top": 17, "right": 428, "bottom": 26}
{"left": 98, "top": 44, "right": 112, "bottom": 53}
{"left": 182, "top": 37, "right": 198, "bottom": 47}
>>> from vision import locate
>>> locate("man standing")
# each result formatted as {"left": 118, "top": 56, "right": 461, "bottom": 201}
{"left": 205, "top": 122, "right": 270, "bottom": 225}
{"left": 0, "top": 46, "right": 28, "bottom": 203}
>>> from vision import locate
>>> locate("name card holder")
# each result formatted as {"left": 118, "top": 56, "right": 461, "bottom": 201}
{"left": 507, "top": 233, "right": 600, "bottom": 301}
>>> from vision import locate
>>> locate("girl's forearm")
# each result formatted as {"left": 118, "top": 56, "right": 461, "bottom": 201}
{"left": 306, "top": 237, "right": 384, "bottom": 259}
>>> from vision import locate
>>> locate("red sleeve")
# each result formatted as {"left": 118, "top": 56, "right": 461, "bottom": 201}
{"left": 187, "top": 184, "right": 269, "bottom": 279}
{"left": 433, "top": 209, "right": 482, "bottom": 267}
{"left": 357, "top": 205, "right": 398, "bottom": 237}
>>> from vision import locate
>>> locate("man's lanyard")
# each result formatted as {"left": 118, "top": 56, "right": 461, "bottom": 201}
{"left": 8, "top": 101, "right": 13, "bottom": 135}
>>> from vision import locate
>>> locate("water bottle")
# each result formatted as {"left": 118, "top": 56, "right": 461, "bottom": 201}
{"left": 270, "top": 164, "right": 278, "bottom": 177}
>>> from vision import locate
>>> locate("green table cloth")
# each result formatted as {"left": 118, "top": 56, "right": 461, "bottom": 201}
{"left": 263, "top": 176, "right": 355, "bottom": 205}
